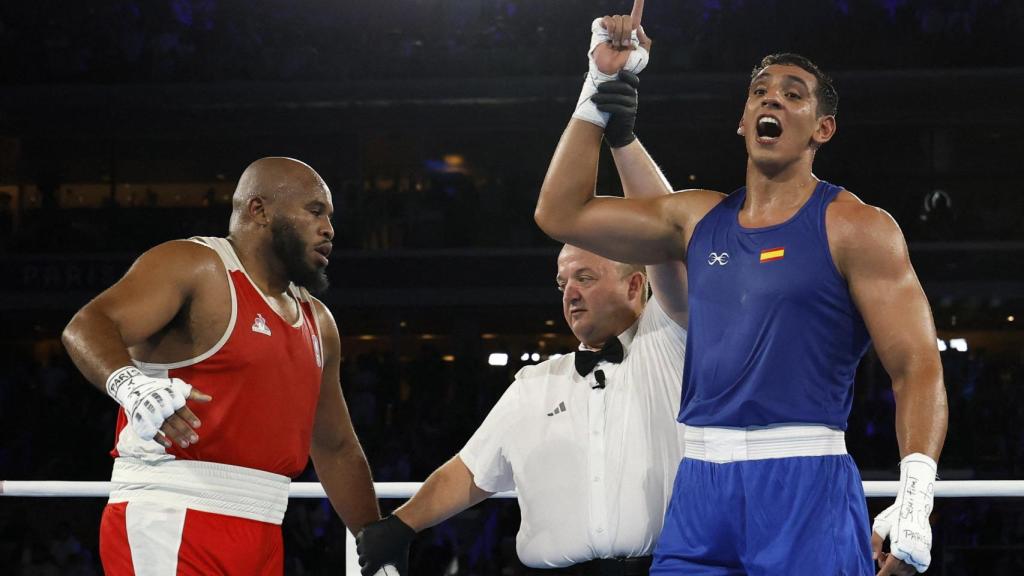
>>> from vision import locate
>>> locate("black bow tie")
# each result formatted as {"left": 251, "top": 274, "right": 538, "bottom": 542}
{"left": 575, "top": 337, "right": 624, "bottom": 377}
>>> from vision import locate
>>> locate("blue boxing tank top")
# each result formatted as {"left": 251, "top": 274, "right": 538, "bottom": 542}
{"left": 680, "top": 180, "right": 871, "bottom": 429}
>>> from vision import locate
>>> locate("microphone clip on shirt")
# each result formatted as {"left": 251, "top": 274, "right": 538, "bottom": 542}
{"left": 592, "top": 369, "right": 607, "bottom": 389}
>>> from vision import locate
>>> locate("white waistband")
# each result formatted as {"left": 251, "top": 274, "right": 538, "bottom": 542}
{"left": 684, "top": 424, "right": 847, "bottom": 463}
{"left": 109, "top": 457, "right": 290, "bottom": 524}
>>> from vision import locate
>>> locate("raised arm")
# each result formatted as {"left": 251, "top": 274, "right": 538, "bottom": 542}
{"left": 537, "top": 120, "right": 710, "bottom": 267}
{"left": 535, "top": 8, "right": 721, "bottom": 266}
{"left": 611, "top": 135, "right": 690, "bottom": 326}
{"left": 308, "top": 300, "right": 380, "bottom": 535}
{"left": 584, "top": 51, "right": 691, "bottom": 325}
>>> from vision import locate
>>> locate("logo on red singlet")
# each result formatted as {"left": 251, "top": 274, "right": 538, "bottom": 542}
{"left": 312, "top": 333, "right": 323, "bottom": 368}
{"left": 251, "top": 313, "right": 272, "bottom": 336}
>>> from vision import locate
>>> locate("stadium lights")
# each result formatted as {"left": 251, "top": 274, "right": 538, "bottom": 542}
{"left": 949, "top": 338, "right": 968, "bottom": 352}
{"left": 488, "top": 353, "right": 509, "bottom": 367}
{"left": 937, "top": 339, "right": 947, "bottom": 352}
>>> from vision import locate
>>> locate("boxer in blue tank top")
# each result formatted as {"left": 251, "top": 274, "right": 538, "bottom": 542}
{"left": 537, "top": 18, "right": 947, "bottom": 576}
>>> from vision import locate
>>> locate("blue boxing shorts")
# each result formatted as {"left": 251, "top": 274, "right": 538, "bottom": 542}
{"left": 652, "top": 428, "right": 873, "bottom": 575}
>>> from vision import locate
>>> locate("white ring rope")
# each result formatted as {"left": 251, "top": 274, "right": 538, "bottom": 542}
{"left": 3, "top": 480, "right": 1024, "bottom": 498}
{"left": 6, "top": 479, "right": 1022, "bottom": 576}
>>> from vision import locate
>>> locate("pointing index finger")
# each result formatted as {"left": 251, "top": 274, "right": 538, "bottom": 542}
{"left": 630, "top": 0, "right": 645, "bottom": 29}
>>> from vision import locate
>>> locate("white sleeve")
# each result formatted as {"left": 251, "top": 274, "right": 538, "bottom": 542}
{"left": 459, "top": 378, "right": 522, "bottom": 493}
{"left": 635, "top": 296, "right": 688, "bottom": 409}
{"left": 639, "top": 296, "right": 687, "bottom": 344}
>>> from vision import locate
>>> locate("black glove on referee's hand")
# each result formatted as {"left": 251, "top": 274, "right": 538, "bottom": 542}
{"left": 592, "top": 70, "right": 640, "bottom": 148}
{"left": 355, "top": 514, "right": 415, "bottom": 576}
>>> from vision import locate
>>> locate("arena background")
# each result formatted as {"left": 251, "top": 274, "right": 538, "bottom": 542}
{"left": 0, "top": 1, "right": 1022, "bottom": 574}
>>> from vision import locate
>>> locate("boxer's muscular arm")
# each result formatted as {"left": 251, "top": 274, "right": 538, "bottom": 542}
{"left": 309, "top": 300, "right": 381, "bottom": 535}
{"left": 831, "top": 200, "right": 947, "bottom": 461}
{"left": 831, "top": 199, "right": 946, "bottom": 576}
{"left": 535, "top": 121, "right": 721, "bottom": 268}
{"left": 62, "top": 241, "right": 214, "bottom": 447}
{"left": 62, "top": 240, "right": 211, "bottom": 388}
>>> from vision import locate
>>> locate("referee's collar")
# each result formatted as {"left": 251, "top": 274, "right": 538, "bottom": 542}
{"left": 577, "top": 315, "right": 641, "bottom": 359}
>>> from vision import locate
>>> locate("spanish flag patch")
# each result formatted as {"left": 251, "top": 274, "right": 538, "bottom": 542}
{"left": 759, "top": 247, "right": 785, "bottom": 263}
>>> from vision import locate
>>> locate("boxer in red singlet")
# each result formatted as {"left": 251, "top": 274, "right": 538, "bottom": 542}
{"left": 62, "top": 157, "right": 380, "bottom": 575}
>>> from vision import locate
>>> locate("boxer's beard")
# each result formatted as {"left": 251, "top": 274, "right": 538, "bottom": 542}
{"left": 270, "top": 218, "right": 329, "bottom": 294}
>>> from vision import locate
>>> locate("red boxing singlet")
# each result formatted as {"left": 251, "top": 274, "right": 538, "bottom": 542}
{"left": 111, "top": 236, "right": 324, "bottom": 478}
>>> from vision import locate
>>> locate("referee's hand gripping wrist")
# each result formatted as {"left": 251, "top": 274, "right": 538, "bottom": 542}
{"left": 105, "top": 366, "right": 210, "bottom": 447}
{"left": 356, "top": 514, "right": 416, "bottom": 576}
{"left": 592, "top": 70, "right": 640, "bottom": 148}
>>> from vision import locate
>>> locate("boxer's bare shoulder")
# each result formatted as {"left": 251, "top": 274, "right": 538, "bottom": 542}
{"left": 110, "top": 239, "right": 233, "bottom": 363}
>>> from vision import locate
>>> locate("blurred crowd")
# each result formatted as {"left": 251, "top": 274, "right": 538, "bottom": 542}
{"left": 1, "top": 0, "right": 1021, "bottom": 84}
{"left": 1, "top": 169, "right": 1021, "bottom": 255}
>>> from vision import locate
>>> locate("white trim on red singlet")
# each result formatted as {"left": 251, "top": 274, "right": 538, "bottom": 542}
{"left": 217, "top": 237, "right": 303, "bottom": 328}
{"left": 134, "top": 237, "right": 238, "bottom": 372}
{"left": 133, "top": 236, "right": 319, "bottom": 373}
{"left": 294, "top": 285, "right": 325, "bottom": 373}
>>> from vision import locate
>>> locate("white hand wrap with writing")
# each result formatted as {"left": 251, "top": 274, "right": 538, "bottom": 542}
{"left": 106, "top": 366, "right": 192, "bottom": 441}
{"left": 573, "top": 17, "right": 650, "bottom": 128}
{"left": 872, "top": 453, "right": 936, "bottom": 573}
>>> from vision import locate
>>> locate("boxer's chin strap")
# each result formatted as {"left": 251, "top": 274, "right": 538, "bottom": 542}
{"left": 573, "top": 18, "right": 649, "bottom": 128}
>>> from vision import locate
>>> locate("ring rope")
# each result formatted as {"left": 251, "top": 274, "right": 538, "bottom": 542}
{"left": 3, "top": 480, "right": 1024, "bottom": 498}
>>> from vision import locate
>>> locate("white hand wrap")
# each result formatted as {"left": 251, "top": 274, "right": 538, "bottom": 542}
{"left": 572, "top": 17, "right": 650, "bottom": 128}
{"left": 106, "top": 366, "right": 192, "bottom": 441}
{"left": 872, "top": 453, "right": 936, "bottom": 573}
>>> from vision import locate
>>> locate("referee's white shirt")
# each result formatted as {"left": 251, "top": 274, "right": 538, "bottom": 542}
{"left": 460, "top": 297, "right": 687, "bottom": 568}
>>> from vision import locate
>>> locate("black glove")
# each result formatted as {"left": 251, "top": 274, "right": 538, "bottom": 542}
{"left": 592, "top": 70, "right": 639, "bottom": 148}
{"left": 355, "top": 515, "right": 416, "bottom": 576}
